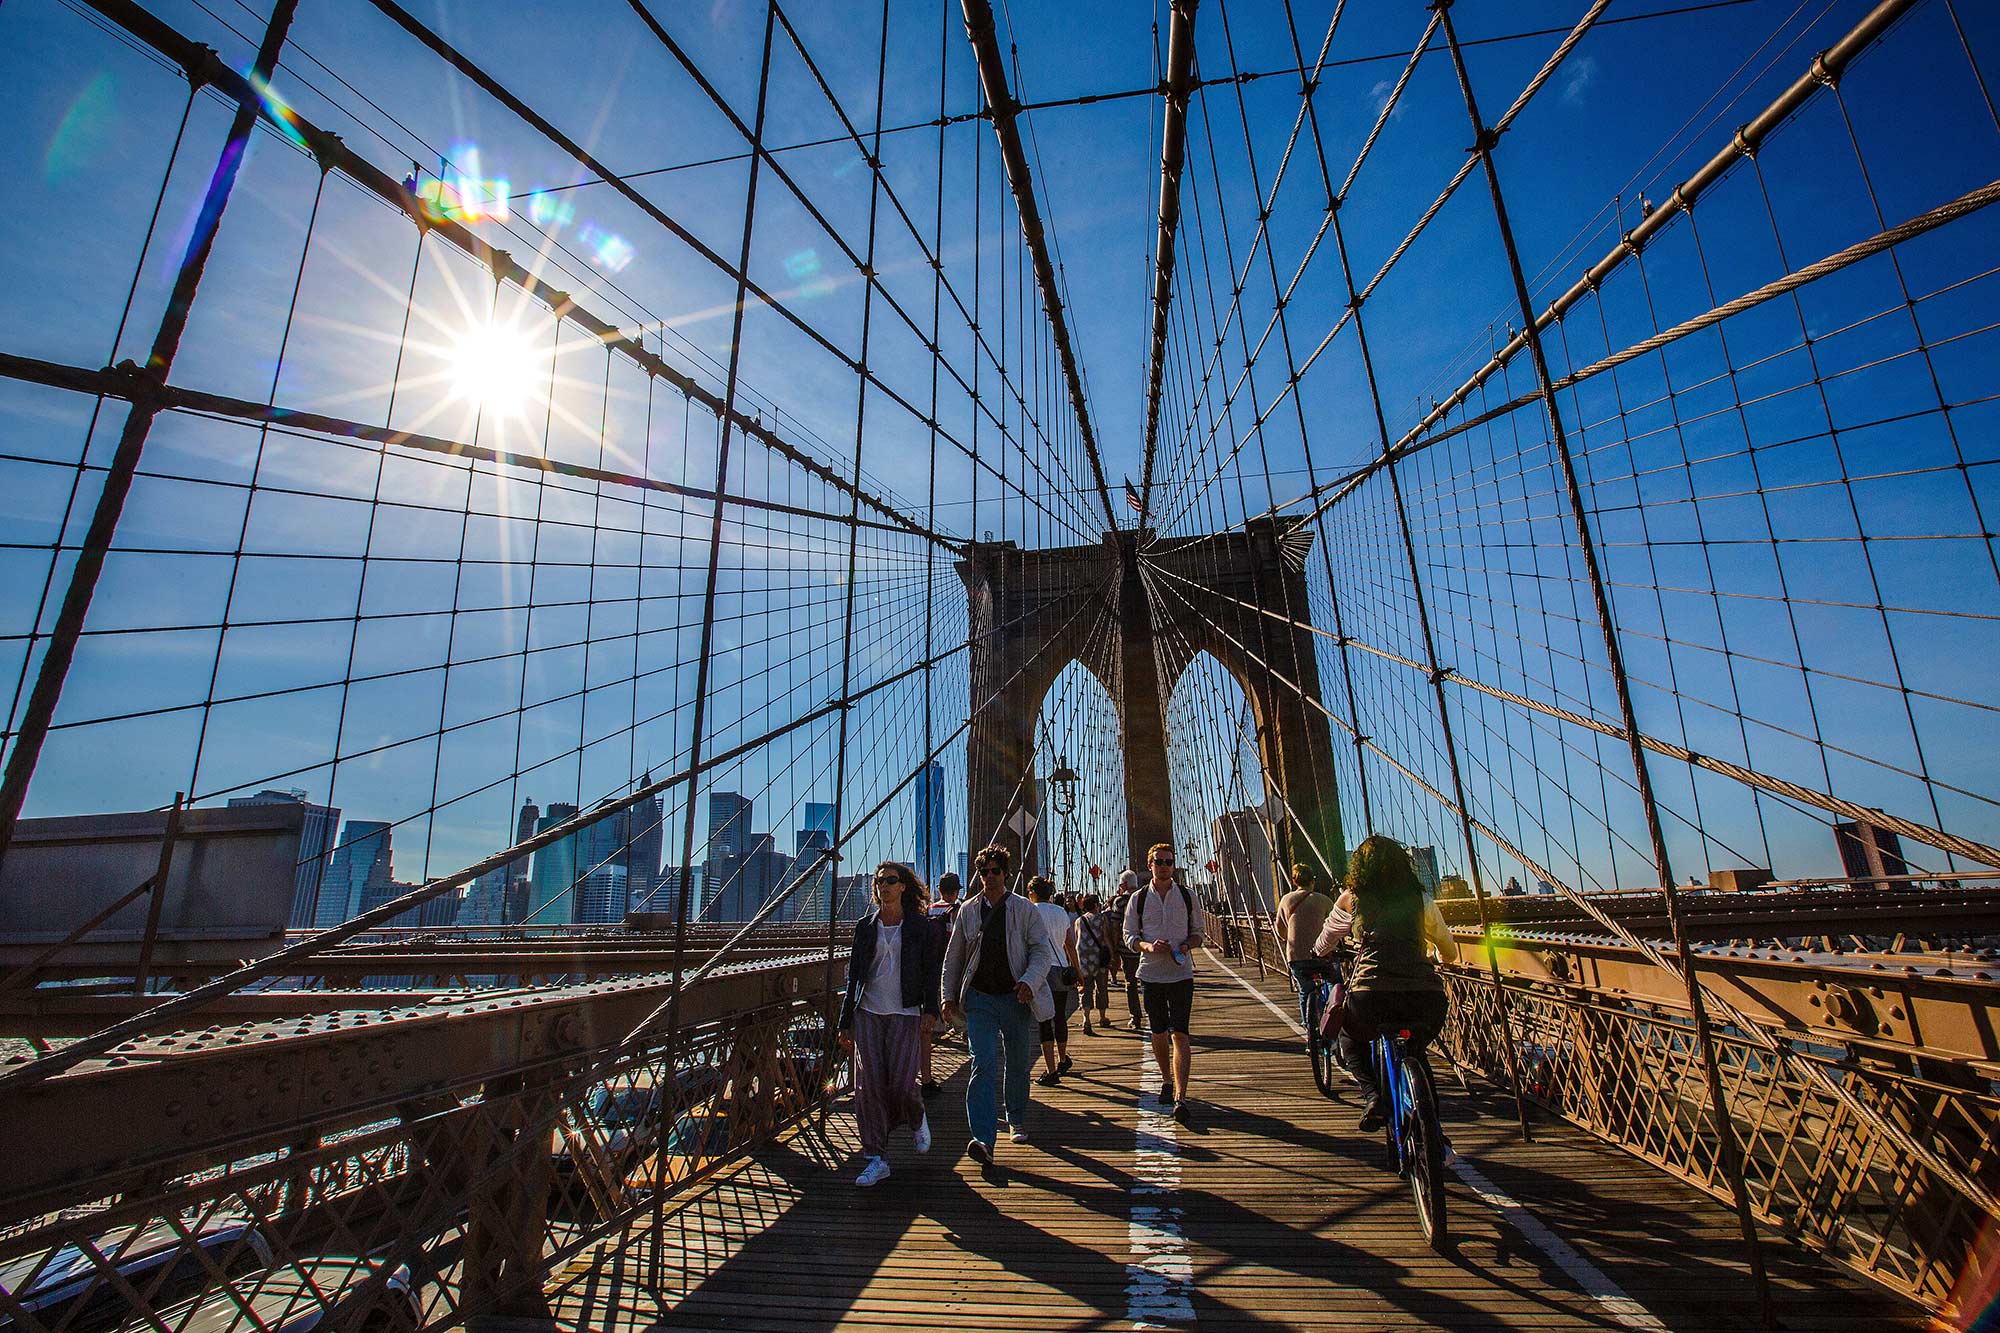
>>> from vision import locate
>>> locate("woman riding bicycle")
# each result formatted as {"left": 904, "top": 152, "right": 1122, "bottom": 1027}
{"left": 1313, "top": 836, "right": 1460, "bottom": 1132}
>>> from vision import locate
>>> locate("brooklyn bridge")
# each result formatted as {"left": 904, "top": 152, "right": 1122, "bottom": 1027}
{"left": 0, "top": 0, "right": 1995, "bottom": 1328}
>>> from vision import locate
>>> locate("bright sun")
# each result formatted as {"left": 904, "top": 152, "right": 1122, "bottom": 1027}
{"left": 448, "top": 318, "right": 542, "bottom": 419}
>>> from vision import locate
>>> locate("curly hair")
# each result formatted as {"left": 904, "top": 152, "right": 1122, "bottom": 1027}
{"left": 1345, "top": 835, "right": 1424, "bottom": 935}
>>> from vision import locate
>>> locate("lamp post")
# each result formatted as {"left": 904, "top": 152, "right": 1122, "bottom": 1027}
{"left": 1048, "top": 755, "right": 1079, "bottom": 893}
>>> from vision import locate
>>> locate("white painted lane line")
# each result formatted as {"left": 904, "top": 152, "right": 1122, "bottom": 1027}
{"left": 1125, "top": 1059, "right": 1193, "bottom": 1329}
{"left": 1449, "top": 1160, "right": 1669, "bottom": 1332}
{"left": 1201, "top": 949, "right": 1668, "bottom": 1333}
{"left": 1202, "top": 949, "right": 1308, "bottom": 1037}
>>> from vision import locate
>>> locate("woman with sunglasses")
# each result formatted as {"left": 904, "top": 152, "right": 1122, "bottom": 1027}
{"left": 838, "top": 861, "right": 942, "bottom": 1186}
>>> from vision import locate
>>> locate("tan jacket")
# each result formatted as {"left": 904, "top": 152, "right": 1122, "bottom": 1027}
{"left": 941, "top": 891, "right": 1059, "bottom": 1022}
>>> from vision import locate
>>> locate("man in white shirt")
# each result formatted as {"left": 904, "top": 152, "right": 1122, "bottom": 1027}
{"left": 1123, "top": 842, "right": 1202, "bottom": 1122}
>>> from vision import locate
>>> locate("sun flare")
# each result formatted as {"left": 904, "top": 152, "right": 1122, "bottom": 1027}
{"left": 447, "top": 318, "right": 543, "bottom": 420}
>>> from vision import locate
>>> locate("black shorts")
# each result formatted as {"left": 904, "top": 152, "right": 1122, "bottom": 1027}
{"left": 1141, "top": 978, "right": 1195, "bottom": 1035}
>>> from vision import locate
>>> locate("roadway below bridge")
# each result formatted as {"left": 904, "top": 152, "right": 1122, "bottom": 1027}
{"left": 543, "top": 951, "right": 1919, "bottom": 1331}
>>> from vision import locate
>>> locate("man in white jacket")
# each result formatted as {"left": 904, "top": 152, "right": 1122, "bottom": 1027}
{"left": 940, "top": 844, "right": 1059, "bottom": 1164}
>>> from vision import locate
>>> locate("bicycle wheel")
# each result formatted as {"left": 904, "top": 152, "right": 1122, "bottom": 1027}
{"left": 1403, "top": 1056, "right": 1449, "bottom": 1249}
{"left": 1306, "top": 986, "right": 1337, "bottom": 1096}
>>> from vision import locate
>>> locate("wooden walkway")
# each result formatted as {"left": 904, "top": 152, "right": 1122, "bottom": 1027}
{"left": 550, "top": 951, "right": 1923, "bottom": 1331}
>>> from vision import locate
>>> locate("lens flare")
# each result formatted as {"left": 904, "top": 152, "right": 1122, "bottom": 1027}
{"left": 528, "top": 190, "right": 575, "bottom": 228}
{"left": 44, "top": 74, "right": 117, "bottom": 183}
{"left": 419, "top": 145, "right": 511, "bottom": 223}
{"left": 448, "top": 318, "right": 542, "bottom": 420}
{"left": 245, "top": 69, "right": 309, "bottom": 151}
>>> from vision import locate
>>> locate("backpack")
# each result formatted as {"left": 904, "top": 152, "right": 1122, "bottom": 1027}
{"left": 1134, "top": 881, "right": 1197, "bottom": 951}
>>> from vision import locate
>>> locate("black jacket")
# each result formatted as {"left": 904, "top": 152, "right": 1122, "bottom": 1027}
{"left": 838, "top": 910, "right": 944, "bottom": 1029}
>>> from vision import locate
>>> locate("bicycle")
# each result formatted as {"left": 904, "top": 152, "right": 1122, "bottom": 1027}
{"left": 1296, "top": 963, "right": 1341, "bottom": 1097}
{"left": 1373, "top": 1027, "right": 1448, "bottom": 1248}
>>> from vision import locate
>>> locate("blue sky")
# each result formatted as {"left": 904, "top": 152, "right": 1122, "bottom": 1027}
{"left": 0, "top": 0, "right": 1995, "bottom": 905}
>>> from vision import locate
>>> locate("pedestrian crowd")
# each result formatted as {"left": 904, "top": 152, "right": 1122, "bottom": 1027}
{"left": 837, "top": 840, "right": 1208, "bottom": 1183}
{"left": 836, "top": 832, "right": 1458, "bottom": 1183}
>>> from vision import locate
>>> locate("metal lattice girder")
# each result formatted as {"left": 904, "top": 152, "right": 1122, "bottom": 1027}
{"left": 0, "top": 954, "right": 836, "bottom": 1224}
{"left": 1460, "top": 934, "right": 2000, "bottom": 1065}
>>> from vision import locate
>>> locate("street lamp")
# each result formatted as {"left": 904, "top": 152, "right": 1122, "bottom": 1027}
{"left": 1048, "top": 755, "right": 1079, "bottom": 892}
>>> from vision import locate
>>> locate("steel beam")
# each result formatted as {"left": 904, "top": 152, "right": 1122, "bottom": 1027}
{"left": 0, "top": 954, "right": 836, "bottom": 1222}
{"left": 1139, "top": 0, "right": 1199, "bottom": 520}
{"left": 960, "top": 0, "right": 1121, "bottom": 532}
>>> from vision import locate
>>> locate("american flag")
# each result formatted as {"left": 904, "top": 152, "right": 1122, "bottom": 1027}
{"left": 1124, "top": 478, "right": 1144, "bottom": 514}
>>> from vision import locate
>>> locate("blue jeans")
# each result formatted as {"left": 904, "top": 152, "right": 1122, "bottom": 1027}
{"left": 963, "top": 987, "right": 1037, "bottom": 1146}
{"left": 1291, "top": 959, "right": 1337, "bottom": 1035}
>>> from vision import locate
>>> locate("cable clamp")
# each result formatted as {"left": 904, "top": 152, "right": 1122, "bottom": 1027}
{"left": 487, "top": 249, "right": 514, "bottom": 281}
{"left": 181, "top": 44, "right": 221, "bottom": 89}
{"left": 1619, "top": 230, "right": 1641, "bottom": 258}
{"left": 1809, "top": 50, "right": 1838, "bottom": 89}
{"left": 1472, "top": 127, "right": 1501, "bottom": 154}
{"left": 1429, "top": 665, "right": 1455, "bottom": 685}
{"left": 1732, "top": 123, "right": 1757, "bottom": 159}
{"left": 1670, "top": 184, "right": 1694, "bottom": 215}
{"left": 108, "top": 359, "right": 166, "bottom": 406}
{"left": 305, "top": 130, "right": 343, "bottom": 176}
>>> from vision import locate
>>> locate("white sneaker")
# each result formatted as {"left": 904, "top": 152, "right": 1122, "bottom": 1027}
{"left": 913, "top": 1114, "right": 932, "bottom": 1154}
{"left": 856, "top": 1156, "right": 891, "bottom": 1187}
{"left": 1009, "top": 1124, "right": 1029, "bottom": 1144}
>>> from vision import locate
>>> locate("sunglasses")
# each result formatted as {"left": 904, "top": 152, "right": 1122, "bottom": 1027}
{"left": 872, "top": 874, "right": 904, "bottom": 885}
{"left": 977, "top": 865, "right": 1004, "bottom": 875}
{"left": 1151, "top": 858, "right": 1174, "bottom": 865}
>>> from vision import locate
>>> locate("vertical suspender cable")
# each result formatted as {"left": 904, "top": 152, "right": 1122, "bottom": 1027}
{"left": 1435, "top": 3, "right": 1770, "bottom": 1316}
{"left": 0, "top": 0, "right": 300, "bottom": 866}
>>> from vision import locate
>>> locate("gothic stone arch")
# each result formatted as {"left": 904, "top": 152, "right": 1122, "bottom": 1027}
{"left": 959, "top": 517, "right": 1343, "bottom": 879}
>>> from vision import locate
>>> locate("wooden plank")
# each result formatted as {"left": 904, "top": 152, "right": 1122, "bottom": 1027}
{"left": 548, "top": 952, "right": 1927, "bottom": 1330}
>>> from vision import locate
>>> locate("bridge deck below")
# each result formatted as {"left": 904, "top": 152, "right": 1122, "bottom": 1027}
{"left": 551, "top": 951, "right": 1921, "bottom": 1331}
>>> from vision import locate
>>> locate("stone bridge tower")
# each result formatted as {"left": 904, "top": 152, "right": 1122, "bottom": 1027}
{"left": 959, "top": 516, "right": 1343, "bottom": 881}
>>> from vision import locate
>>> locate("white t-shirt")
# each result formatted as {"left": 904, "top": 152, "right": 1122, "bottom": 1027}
{"left": 860, "top": 920, "right": 920, "bottom": 1016}
{"left": 1033, "top": 901, "right": 1072, "bottom": 970}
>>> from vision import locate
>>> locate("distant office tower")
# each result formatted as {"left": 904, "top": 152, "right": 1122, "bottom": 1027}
{"left": 1407, "top": 845, "right": 1440, "bottom": 896}
{"left": 1835, "top": 816, "right": 1907, "bottom": 888}
{"left": 575, "top": 864, "right": 629, "bottom": 926}
{"left": 707, "top": 791, "right": 752, "bottom": 871}
{"left": 958, "top": 851, "right": 970, "bottom": 887}
{"left": 460, "top": 866, "right": 507, "bottom": 927}
{"left": 913, "top": 764, "right": 946, "bottom": 883}
{"left": 502, "top": 874, "right": 531, "bottom": 926}
{"left": 628, "top": 778, "right": 665, "bottom": 902}
{"left": 643, "top": 864, "right": 700, "bottom": 917}
{"left": 791, "top": 817, "right": 834, "bottom": 924}
{"left": 525, "top": 802, "right": 581, "bottom": 927}
{"left": 227, "top": 788, "right": 340, "bottom": 928}
{"left": 417, "top": 885, "right": 462, "bottom": 928}
{"left": 710, "top": 832, "right": 789, "bottom": 921}
{"left": 321, "top": 820, "right": 394, "bottom": 928}
{"left": 1210, "top": 808, "right": 1274, "bottom": 913}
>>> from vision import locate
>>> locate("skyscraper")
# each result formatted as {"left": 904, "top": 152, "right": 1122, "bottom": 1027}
{"left": 463, "top": 797, "right": 541, "bottom": 927}
{"left": 628, "top": 776, "right": 664, "bottom": 903}
{"left": 791, "top": 805, "right": 834, "bottom": 923}
{"left": 707, "top": 791, "right": 752, "bottom": 871}
{"left": 710, "top": 832, "right": 789, "bottom": 921}
{"left": 320, "top": 820, "right": 393, "bottom": 928}
{"left": 525, "top": 802, "right": 581, "bottom": 927}
{"left": 913, "top": 764, "right": 946, "bottom": 883}
{"left": 575, "top": 864, "right": 629, "bottom": 926}
{"left": 227, "top": 788, "right": 340, "bottom": 928}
